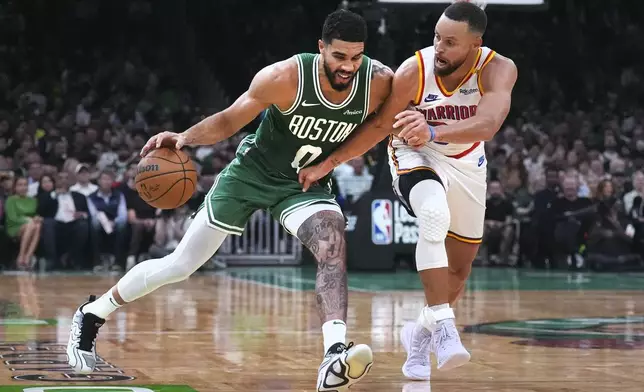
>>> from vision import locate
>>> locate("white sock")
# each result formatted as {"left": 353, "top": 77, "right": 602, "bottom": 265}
{"left": 418, "top": 304, "right": 454, "bottom": 332}
{"left": 83, "top": 289, "right": 122, "bottom": 319}
{"left": 430, "top": 303, "right": 449, "bottom": 313}
{"left": 322, "top": 319, "right": 347, "bottom": 353}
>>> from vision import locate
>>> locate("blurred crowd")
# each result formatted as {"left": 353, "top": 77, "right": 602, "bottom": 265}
{"left": 0, "top": 1, "right": 234, "bottom": 271}
{"left": 1, "top": 0, "right": 643, "bottom": 272}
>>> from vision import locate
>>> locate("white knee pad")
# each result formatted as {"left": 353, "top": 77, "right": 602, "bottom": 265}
{"left": 409, "top": 180, "right": 450, "bottom": 270}
{"left": 418, "top": 198, "right": 450, "bottom": 242}
{"left": 410, "top": 180, "right": 450, "bottom": 242}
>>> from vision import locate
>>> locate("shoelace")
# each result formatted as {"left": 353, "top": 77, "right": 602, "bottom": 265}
{"left": 327, "top": 341, "right": 354, "bottom": 359}
{"left": 410, "top": 330, "right": 432, "bottom": 366}
{"left": 432, "top": 322, "right": 456, "bottom": 353}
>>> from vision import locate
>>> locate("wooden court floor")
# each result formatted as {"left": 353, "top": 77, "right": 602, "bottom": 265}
{"left": 0, "top": 267, "right": 643, "bottom": 392}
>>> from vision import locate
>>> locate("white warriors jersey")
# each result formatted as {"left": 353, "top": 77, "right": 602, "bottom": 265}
{"left": 409, "top": 45, "right": 496, "bottom": 158}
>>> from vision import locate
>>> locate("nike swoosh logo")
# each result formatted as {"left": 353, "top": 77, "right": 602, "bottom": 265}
{"left": 301, "top": 101, "right": 320, "bottom": 107}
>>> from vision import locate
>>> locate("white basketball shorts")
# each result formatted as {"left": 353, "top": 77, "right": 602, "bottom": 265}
{"left": 388, "top": 137, "right": 487, "bottom": 243}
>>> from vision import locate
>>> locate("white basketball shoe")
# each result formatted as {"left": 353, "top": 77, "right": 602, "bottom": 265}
{"left": 431, "top": 319, "right": 471, "bottom": 371}
{"left": 66, "top": 295, "right": 105, "bottom": 373}
{"left": 401, "top": 318, "right": 471, "bottom": 380}
{"left": 316, "top": 342, "right": 373, "bottom": 391}
{"left": 400, "top": 321, "right": 433, "bottom": 380}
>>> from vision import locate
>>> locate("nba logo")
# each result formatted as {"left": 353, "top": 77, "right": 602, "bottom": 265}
{"left": 371, "top": 199, "right": 393, "bottom": 245}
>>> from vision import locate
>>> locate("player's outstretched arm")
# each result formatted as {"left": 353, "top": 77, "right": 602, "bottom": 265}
{"left": 326, "top": 57, "right": 417, "bottom": 168}
{"left": 140, "top": 58, "right": 298, "bottom": 156}
{"left": 298, "top": 57, "right": 418, "bottom": 190}
{"left": 398, "top": 55, "right": 517, "bottom": 145}
{"left": 433, "top": 55, "right": 516, "bottom": 143}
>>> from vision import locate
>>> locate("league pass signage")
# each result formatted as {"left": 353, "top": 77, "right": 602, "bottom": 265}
{"left": 371, "top": 199, "right": 418, "bottom": 245}
{"left": 371, "top": 199, "right": 393, "bottom": 245}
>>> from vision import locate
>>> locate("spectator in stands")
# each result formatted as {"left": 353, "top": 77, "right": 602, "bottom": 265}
{"left": 39, "top": 172, "right": 90, "bottom": 270}
{"left": 149, "top": 206, "right": 191, "bottom": 258}
{"left": 47, "top": 139, "right": 68, "bottom": 169}
{"left": 588, "top": 159, "right": 605, "bottom": 185}
{"left": 531, "top": 167, "right": 561, "bottom": 268}
{"left": 113, "top": 144, "right": 137, "bottom": 181}
{"left": 499, "top": 152, "right": 528, "bottom": 195}
{"left": 587, "top": 196, "right": 640, "bottom": 270}
{"left": 565, "top": 167, "right": 591, "bottom": 198}
{"left": 96, "top": 137, "right": 121, "bottom": 171}
{"left": 36, "top": 174, "right": 56, "bottom": 217}
{"left": 548, "top": 176, "right": 594, "bottom": 269}
{"left": 596, "top": 179, "right": 616, "bottom": 202}
{"left": 88, "top": 170, "right": 127, "bottom": 271}
{"left": 603, "top": 133, "right": 620, "bottom": 164}
{"left": 524, "top": 145, "right": 544, "bottom": 185}
{"left": 333, "top": 156, "right": 374, "bottom": 207}
{"left": 608, "top": 159, "right": 627, "bottom": 196}
{"left": 26, "top": 161, "right": 43, "bottom": 197}
{"left": 4, "top": 177, "right": 41, "bottom": 270}
{"left": 487, "top": 147, "right": 507, "bottom": 181}
{"left": 0, "top": 171, "right": 12, "bottom": 224}
{"left": 0, "top": 171, "right": 12, "bottom": 201}
{"left": 535, "top": 165, "right": 558, "bottom": 204}
{"left": 121, "top": 163, "right": 157, "bottom": 270}
{"left": 70, "top": 164, "right": 98, "bottom": 196}
{"left": 483, "top": 181, "right": 515, "bottom": 265}
{"left": 624, "top": 171, "right": 644, "bottom": 215}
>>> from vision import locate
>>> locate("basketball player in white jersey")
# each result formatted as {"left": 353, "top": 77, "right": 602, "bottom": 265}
{"left": 299, "top": 1, "right": 517, "bottom": 381}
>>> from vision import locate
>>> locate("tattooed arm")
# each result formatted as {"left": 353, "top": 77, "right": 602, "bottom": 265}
{"left": 297, "top": 210, "right": 348, "bottom": 322}
{"left": 368, "top": 59, "right": 395, "bottom": 114}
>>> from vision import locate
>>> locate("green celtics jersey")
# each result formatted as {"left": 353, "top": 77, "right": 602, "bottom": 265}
{"left": 251, "top": 52, "right": 373, "bottom": 180}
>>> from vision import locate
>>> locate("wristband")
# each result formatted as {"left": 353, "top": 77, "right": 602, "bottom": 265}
{"left": 428, "top": 124, "right": 436, "bottom": 142}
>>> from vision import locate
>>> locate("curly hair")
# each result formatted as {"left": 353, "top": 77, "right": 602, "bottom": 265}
{"left": 322, "top": 10, "right": 368, "bottom": 44}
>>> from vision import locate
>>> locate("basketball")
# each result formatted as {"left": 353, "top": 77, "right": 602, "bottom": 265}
{"left": 135, "top": 147, "right": 197, "bottom": 210}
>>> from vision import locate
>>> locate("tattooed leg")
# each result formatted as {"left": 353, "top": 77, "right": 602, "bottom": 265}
{"left": 297, "top": 210, "right": 348, "bottom": 323}
{"left": 298, "top": 210, "right": 372, "bottom": 388}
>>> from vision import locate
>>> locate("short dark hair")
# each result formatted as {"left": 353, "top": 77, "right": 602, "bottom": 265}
{"left": 99, "top": 169, "right": 115, "bottom": 180}
{"left": 444, "top": 2, "right": 487, "bottom": 35}
{"left": 322, "top": 10, "right": 367, "bottom": 44}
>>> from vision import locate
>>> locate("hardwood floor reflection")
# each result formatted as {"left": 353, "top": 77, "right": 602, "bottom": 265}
{"left": 0, "top": 268, "right": 642, "bottom": 391}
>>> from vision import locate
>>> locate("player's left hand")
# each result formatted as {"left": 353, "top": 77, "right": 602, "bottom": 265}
{"left": 394, "top": 110, "right": 431, "bottom": 148}
{"left": 298, "top": 163, "right": 332, "bottom": 192}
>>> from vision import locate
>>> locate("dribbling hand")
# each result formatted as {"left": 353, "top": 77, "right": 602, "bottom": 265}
{"left": 140, "top": 132, "right": 187, "bottom": 157}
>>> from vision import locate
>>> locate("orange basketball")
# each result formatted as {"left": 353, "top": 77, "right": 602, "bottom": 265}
{"left": 135, "top": 148, "right": 197, "bottom": 210}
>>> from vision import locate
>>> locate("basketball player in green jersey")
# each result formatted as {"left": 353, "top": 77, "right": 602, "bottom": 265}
{"left": 66, "top": 10, "right": 393, "bottom": 391}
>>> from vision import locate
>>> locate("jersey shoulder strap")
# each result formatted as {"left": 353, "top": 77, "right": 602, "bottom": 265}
{"left": 356, "top": 55, "right": 373, "bottom": 123}
{"left": 275, "top": 54, "right": 306, "bottom": 116}
{"left": 475, "top": 47, "right": 497, "bottom": 94}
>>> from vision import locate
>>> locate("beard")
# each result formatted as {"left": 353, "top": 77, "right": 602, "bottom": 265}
{"left": 434, "top": 56, "right": 467, "bottom": 77}
{"left": 323, "top": 61, "right": 356, "bottom": 91}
